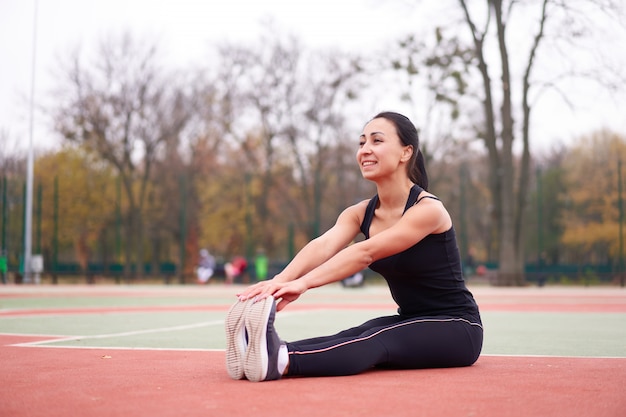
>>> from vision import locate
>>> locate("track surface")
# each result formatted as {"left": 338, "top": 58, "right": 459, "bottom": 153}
{"left": 1, "top": 284, "right": 624, "bottom": 417}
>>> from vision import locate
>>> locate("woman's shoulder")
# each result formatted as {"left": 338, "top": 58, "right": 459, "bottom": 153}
{"left": 344, "top": 198, "right": 371, "bottom": 215}
{"left": 408, "top": 191, "right": 452, "bottom": 233}
{"left": 413, "top": 189, "right": 445, "bottom": 208}
{"left": 354, "top": 198, "right": 374, "bottom": 209}
{"left": 336, "top": 198, "right": 372, "bottom": 225}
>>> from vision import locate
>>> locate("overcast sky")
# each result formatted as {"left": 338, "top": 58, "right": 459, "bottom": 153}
{"left": 1, "top": 0, "right": 625, "bottom": 155}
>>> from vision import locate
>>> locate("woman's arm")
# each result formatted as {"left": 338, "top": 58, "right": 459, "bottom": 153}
{"left": 236, "top": 200, "right": 366, "bottom": 299}
{"left": 269, "top": 197, "right": 451, "bottom": 310}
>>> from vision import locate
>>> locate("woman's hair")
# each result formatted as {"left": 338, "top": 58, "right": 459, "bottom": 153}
{"left": 372, "top": 111, "right": 428, "bottom": 191}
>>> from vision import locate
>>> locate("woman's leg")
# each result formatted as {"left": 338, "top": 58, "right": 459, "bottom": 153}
{"left": 288, "top": 315, "right": 401, "bottom": 347}
{"left": 378, "top": 317, "right": 483, "bottom": 369}
{"left": 286, "top": 316, "right": 483, "bottom": 377}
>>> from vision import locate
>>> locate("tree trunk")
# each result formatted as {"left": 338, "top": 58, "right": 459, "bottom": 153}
{"left": 493, "top": 0, "right": 525, "bottom": 285}
{"left": 461, "top": 0, "right": 530, "bottom": 285}
{"left": 123, "top": 209, "right": 134, "bottom": 282}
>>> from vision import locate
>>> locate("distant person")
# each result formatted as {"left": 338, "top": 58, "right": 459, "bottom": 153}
{"left": 0, "top": 251, "right": 7, "bottom": 284}
{"left": 340, "top": 270, "right": 364, "bottom": 287}
{"left": 254, "top": 250, "right": 269, "bottom": 282}
{"left": 340, "top": 242, "right": 365, "bottom": 287}
{"left": 225, "top": 256, "right": 248, "bottom": 285}
{"left": 196, "top": 249, "right": 216, "bottom": 284}
{"left": 225, "top": 111, "right": 482, "bottom": 382}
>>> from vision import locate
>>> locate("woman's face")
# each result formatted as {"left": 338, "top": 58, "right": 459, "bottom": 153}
{"left": 357, "top": 117, "right": 412, "bottom": 181}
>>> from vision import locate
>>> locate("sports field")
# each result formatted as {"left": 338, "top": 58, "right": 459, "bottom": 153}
{"left": 0, "top": 283, "right": 624, "bottom": 417}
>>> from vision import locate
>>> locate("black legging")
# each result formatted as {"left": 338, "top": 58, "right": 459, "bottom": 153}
{"left": 285, "top": 314, "right": 483, "bottom": 377}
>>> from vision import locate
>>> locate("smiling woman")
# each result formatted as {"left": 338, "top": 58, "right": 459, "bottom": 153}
{"left": 358, "top": 113, "right": 428, "bottom": 189}
{"left": 225, "top": 111, "right": 483, "bottom": 382}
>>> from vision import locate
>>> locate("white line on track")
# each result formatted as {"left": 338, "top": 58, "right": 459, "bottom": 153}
{"left": 6, "top": 311, "right": 301, "bottom": 349}
{"left": 11, "top": 344, "right": 221, "bottom": 352}
{"left": 10, "top": 319, "right": 225, "bottom": 347}
{"left": 480, "top": 353, "right": 626, "bottom": 359}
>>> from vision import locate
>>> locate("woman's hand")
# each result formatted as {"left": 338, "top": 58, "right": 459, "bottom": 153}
{"left": 235, "top": 279, "right": 277, "bottom": 301}
{"left": 236, "top": 278, "right": 308, "bottom": 311}
{"left": 273, "top": 279, "right": 307, "bottom": 311}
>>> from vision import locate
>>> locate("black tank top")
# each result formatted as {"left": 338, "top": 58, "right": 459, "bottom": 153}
{"left": 360, "top": 185, "right": 481, "bottom": 321}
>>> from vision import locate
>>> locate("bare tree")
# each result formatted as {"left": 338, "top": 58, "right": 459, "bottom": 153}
{"left": 459, "top": 0, "right": 625, "bottom": 285}
{"left": 208, "top": 31, "right": 365, "bottom": 249}
{"left": 52, "top": 32, "right": 192, "bottom": 280}
{"left": 283, "top": 50, "right": 366, "bottom": 238}
{"left": 396, "top": 0, "right": 624, "bottom": 285}
{"left": 0, "top": 130, "right": 27, "bottom": 277}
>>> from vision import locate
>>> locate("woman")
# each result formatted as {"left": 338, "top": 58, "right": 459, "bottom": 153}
{"left": 225, "top": 111, "right": 483, "bottom": 382}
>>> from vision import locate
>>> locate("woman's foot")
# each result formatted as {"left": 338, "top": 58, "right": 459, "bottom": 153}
{"left": 224, "top": 299, "right": 252, "bottom": 379}
{"left": 243, "top": 296, "right": 284, "bottom": 382}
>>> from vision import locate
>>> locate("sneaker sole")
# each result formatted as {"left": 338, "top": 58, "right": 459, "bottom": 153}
{"left": 243, "top": 297, "right": 274, "bottom": 382}
{"left": 225, "top": 299, "right": 250, "bottom": 380}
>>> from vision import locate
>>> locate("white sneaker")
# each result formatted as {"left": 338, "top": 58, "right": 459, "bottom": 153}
{"left": 244, "top": 296, "right": 284, "bottom": 382}
{"left": 224, "top": 299, "right": 251, "bottom": 379}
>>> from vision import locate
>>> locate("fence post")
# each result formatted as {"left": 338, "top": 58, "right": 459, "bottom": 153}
{"left": 618, "top": 158, "right": 624, "bottom": 287}
{"left": 1, "top": 176, "right": 7, "bottom": 284}
{"left": 52, "top": 176, "right": 58, "bottom": 284}
{"left": 179, "top": 175, "right": 187, "bottom": 284}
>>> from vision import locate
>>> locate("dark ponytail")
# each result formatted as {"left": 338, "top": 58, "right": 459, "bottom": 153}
{"left": 372, "top": 111, "right": 429, "bottom": 191}
{"left": 414, "top": 148, "right": 429, "bottom": 191}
